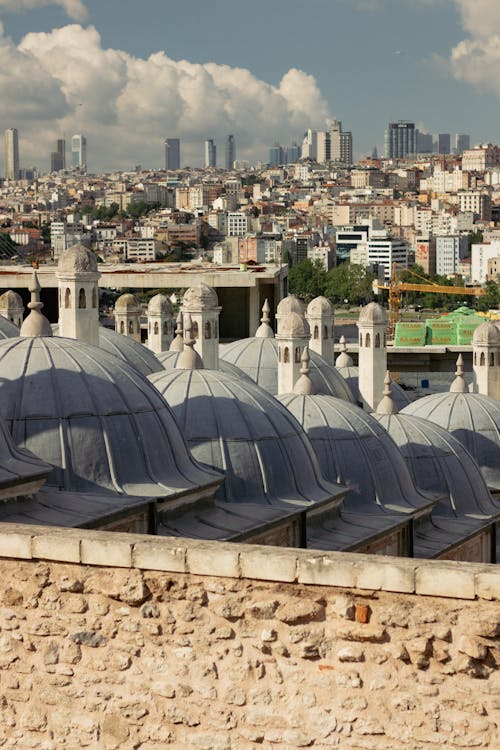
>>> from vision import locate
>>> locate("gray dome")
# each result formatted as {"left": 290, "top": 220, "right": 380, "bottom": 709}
{"left": 182, "top": 283, "right": 219, "bottom": 311}
{"left": 58, "top": 244, "right": 98, "bottom": 274}
{"left": 148, "top": 293, "right": 174, "bottom": 316}
{"left": 52, "top": 324, "right": 163, "bottom": 377}
{"left": 375, "top": 411, "right": 500, "bottom": 519}
{"left": 358, "top": 301, "right": 387, "bottom": 325}
{"left": 307, "top": 296, "right": 333, "bottom": 317}
{"left": 402, "top": 393, "right": 500, "bottom": 491}
{"left": 336, "top": 365, "right": 414, "bottom": 410}
{"left": 156, "top": 349, "right": 249, "bottom": 380}
{"left": 473, "top": 321, "right": 500, "bottom": 346}
{"left": 0, "top": 290, "right": 23, "bottom": 309}
{"left": 276, "top": 295, "right": 304, "bottom": 317}
{"left": 278, "top": 393, "right": 431, "bottom": 514}
{"left": 148, "top": 367, "right": 341, "bottom": 507}
{"left": 115, "top": 293, "right": 140, "bottom": 312}
{"left": 220, "top": 336, "right": 356, "bottom": 401}
{"left": 0, "top": 336, "right": 219, "bottom": 497}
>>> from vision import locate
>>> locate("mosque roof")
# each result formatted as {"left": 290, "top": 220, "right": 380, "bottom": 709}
{"left": 0, "top": 335, "right": 221, "bottom": 499}
{"left": 220, "top": 336, "right": 356, "bottom": 401}
{"left": 148, "top": 367, "right": 344, "bottom": 508}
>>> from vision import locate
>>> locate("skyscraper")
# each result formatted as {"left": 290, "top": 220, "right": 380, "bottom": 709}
{"left": 4, "top": 128, "right": 19, "bottom": 180}
{"left": 436, "top": 133, "right": 451, "bottom": 154}
{"left": 50, "top": 139, "right": 66, "bottom": 172}
{"left": 330, "top": 119, "right": 353, "bottom": 165}
{"left": 225, "top": 134, "right": 235, "bottom": 170}
{"left": 164, "top": 138, "right": 180, "bottom": 170}
{"left": 204, "top": 139, "right": 216, "bottom": 168}
{"left": 384, "top": 121, "right": 416, "bottom": 159}
{"left": 455, "top": 133, "right": 470, "bottom": 154}
{"left": 71, "top": 134, "right": 87, "bottom": 170}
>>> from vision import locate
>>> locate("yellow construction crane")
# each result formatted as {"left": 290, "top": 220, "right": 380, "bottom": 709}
{"left": 373, "top": 264, "right": 485, "bottom": 335}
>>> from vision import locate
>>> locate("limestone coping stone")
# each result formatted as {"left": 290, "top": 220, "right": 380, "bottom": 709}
{"left": 0, "top": 523, "right": 497, "bottom": 600}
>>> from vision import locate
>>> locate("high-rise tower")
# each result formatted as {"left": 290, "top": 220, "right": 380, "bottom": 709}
{"left": 50, "top": 139, "right": 66, "bottom": 172}
{"left": 204, "top": 139, "right": 216, "bottom": 168}
{"left": 4, "top": 128, "right": 19, "bottom": 180}
{"left": 164, "top": 138, "right": 180, "bottom": 170}
{"left": 71, "top": 134, "right": 87, "bottom": 170}
{"left": 385, "top": 122, "right": 415, "bottom": 159}
{"left": 225, "top": 135, "right": 235, "bottom": 169}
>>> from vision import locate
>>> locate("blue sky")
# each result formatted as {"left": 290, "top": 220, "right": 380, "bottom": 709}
{"left": 0, "top": 0, "right": 499, "bottom": 170}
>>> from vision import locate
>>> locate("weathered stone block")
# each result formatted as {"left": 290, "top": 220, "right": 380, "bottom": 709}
{"left": 475, "top": 571, "right": 500, "bottom": 601}
{"left": 416, "top": 563, "right": 475, "bottom": 599}
{"left": 240, "top": 545, "right": 297, "bottom": 582}
{"left": 81, "top": 535, "right": 133, "bottom": 568}
{"left": 356, "top": 559, "right": 416, "bottom": 593}
{"left": 297, "top": 552, "right": 357, "bottom": 588}
{"left": 133, "top": 538, "right": 187, "bottom": 573}
{"left": 187, "top": 540, "right": 240, "bottom": 578}
{"left": 0, "top": 524, "right": 39, "bottom": 559}
{"left": 32, "top": 529, "right": 82, "bottom": 563}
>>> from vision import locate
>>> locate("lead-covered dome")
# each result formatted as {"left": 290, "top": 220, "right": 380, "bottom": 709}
{"left": 375, "top": 411, "right": 500, "bottom": 518}
{"left": 278, "top": 393, "right": 431, "bottom": 514}
{"left": 148, "top": 367, "right": 342, "bottom": 507}
{"left": 57, "top": 243, "right": 98, "bottom": 274}
{"left": 0, "top": 336, "right": 220, "bottom": 498}
{"left": 402, "top": 392, "right": 500, "bottom": 491}
{"left": 156, "top": 348, "right": 249, "bottom": 380}
{"left": 182, "top": 283, "right": 219, "bottom": 311}
{"left": 220, "top": 337, "right": 356, "bottom": 401}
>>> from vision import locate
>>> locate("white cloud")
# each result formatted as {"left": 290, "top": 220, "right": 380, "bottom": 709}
{"left": 0, "top": 0, "right": 87, "bottom": 22}
{"left": 10, "top": 23, "right": 330, "bottom": 171}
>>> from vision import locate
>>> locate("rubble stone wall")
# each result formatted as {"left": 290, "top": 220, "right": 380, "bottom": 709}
{"left": 0, "top": 523, "right": 498, "bottom": 749}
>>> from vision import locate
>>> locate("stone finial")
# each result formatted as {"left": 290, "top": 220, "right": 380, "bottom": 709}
{"left": 450, "top": 354, "right": 467, "bottom": 393}
{"left": 169, "top": 311, "right": 185, "bottom": 352}
{"left": 335, "top": 335, "right": 354, "bottom": 368}
{"left": 376, "top": 371, "right": 397, "bottom": 415}
{"left": 20, "top": 272, "right": 53, "bottom": 338}
{"left": 255, "top": 298, "right": 274, "bottom": 338}
{"left": 176, "top": 313, "right": 204, "bottom": 370}
{"left": 293, "top": 346, "right": 314, "bottom": 396}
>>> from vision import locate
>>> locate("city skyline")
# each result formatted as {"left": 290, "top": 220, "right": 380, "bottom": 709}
{"left": 1, "top": 1, "right": 500, "bottom": 171}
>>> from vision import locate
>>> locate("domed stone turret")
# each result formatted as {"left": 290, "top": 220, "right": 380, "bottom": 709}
{"left": 181, "top": 284, "right": 221, "bottom": 369}
{"left": 357, "top": 301, "right": 388, "bottom": 411}
{"left": 472, "top": 321, "right": 500, "bottom": 400}
{"left": 0, "top": 290, "right": 24, "bottom": 328}
{"left": 306, "top": 296, "right": 334, "bottom": 364}
{"left": 114, "top": 293, "right": 141, "bottom": 342}
{"left": 147, "top": 294, "right": 175, "bottom": 354}
{"left": 276, "top": 311, "right": 311, "bottom": 394}
{"left": 56, "top": 244, "right": 100, "bottom": 346}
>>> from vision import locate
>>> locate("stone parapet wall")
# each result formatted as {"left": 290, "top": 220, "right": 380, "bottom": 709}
{"left": 0, "top": 523, "right": 497, "bottom": 749}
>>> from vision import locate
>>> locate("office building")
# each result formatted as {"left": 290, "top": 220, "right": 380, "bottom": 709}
{"left": 436, "top": 133, "right": 451, "bottom": 155}
{"left": 71, "top": 134, "right": 87, "bottom": 170}
{"left": 435, "top": 235, "right": 468, "bottom": 276}
{"left": 164, "top": 138, "right": 180, "bottom": 171}
{"left": 286, "top": 143, "right": 301, "bottom": 163}
{"left": 269, "top": 143, "right": 285, "bottom": 167}
{"left": 416, "top": 130, "right": 433, "bottom": 154}
{"left": 455, "top": 134, "right": 470, "bottom": 154}
{"left": 4, "top": 128, "right": 19, "bottom": 180}
{"left": 301, "top": 129, "right": 317, "bottom": 161}
{"left": 330, "top": 119, "right": 353, "bottom": 165}
{"left": 204, "top": 139, "right": 216, "bottom": 168}
{"left": 316, "top": 132, "right": 330, "bottom": 164}
{"left": 384, "top": 121, "right": 416, "bottom": 159}
{"left": 50, "top": 139, "right": 66, "bottom": 172}
{"left": 225, "top": 135, "right": 235, "bottom": 170}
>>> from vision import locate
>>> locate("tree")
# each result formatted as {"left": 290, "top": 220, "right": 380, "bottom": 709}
{"left": 477, "top": 280, "right": 499, "bottom": 311}
{"left": 288, "top": 259, "right": 327, "bottom": 300}
{"left": 325, "top": 263, "right": 375, "bottom": 305}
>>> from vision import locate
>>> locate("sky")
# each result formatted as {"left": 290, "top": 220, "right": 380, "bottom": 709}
{"left": 1, "top": 0, "right": 500, "bottom": 172}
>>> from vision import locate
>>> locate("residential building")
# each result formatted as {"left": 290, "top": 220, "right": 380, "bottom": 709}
{"left": 227, "top": 212, "right": 248, "bottom": 237}
{"left": 384, "top": 121, "right": 416, "bottom": 159}
{"left": 164, "top": 138, "right": 180, "bottom": 171}
{"left": 458, "top": 191, "right": 492, "bottom": 221}
{"left": 415, "top": 237, "right": 436, "bottom": 276}
{"left": 435, "top": 235, "right": 468, "bottom": 276}
{"left": 5, "top": 128, "right": 19, "bottom": 180}
{"left": 330, "top": 119, "right": 352, "bottom": 165}
{"left": 71, "top": 134, "right": 87, "bottom": 170}
{"left": 462, "top": 145, "right": 500, "bottom": 172}
{"left": 225, "top": 135, "right": 235, "bottom": 170}
{"left": 471, "top": 241, "right": 500, "bottom": 283}
{"left": 204, "top": 139, "right": 216, "bottom": 168}
{"left": 125, "top": 238, "right": 157, "bottom": 261}
{"left": 316, "top": 131, "right": 330, "bottom": 163}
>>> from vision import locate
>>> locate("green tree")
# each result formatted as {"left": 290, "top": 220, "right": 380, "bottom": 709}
{"left": 325, "top": 263, "right": 375, "bottom": 305}
{"left": 477, "top": 280, "right": 499, "bottom": 311}
{"left": 288, "top": 259, "right": 327, "bottom": 300}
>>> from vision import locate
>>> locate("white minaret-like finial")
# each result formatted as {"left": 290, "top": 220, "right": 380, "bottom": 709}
{"left": 450, "top": 354, "right": 468, "bottom": 393}
{"left": 276, "top": 310, "right": 310, "bottom": 395}
{"left": 181, "top": 283, "right": 221, "bottom": 369}
{"left": 306, "top": 296, "right": 334, "bottom": 364}
{"left": 113, "top": 293, "right": 141, "bottom": 342}
{"left": 376, "top": 371, "right": 397, "bottom": 415}
{"left": 147, "top": 294, "right": 175, "bottom": 354}
{"left": 472, "top": 321, "right": 500, "bottom": 400}
{"left": 357, "top": 301, "right": 388, "bottom": 410}
{"left": 56, "top": 244, "right": 100, "bottom": 346}
{"left": 293, "top": 346, "right": 314, "bottom": 395}
{"left": 176, "top": 313, "right": 204, "bottom": 370}
{"left": 255, "top": 299, "right": 274, "bottom": 338}
{"left": 170, "top": 311, "right": 184, "bottom": 352}
{"left": 335, "top": 335, "right": 354, "bottom": 368}
{"left": 20, "top": 272, "right": 53, "bottom": 338}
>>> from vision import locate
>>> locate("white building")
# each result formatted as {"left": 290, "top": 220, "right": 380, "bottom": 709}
{"left": 367, "top": 237, "right": 409, "bottom": 280}
{"left": 471, "top": 241, "right": 500, "bottom": 283}
{"left": 125, "top": 238, "right": 157, "bottom": 261}
{"left": 435, "top": 235, "right": 468, "bottom": 276}
{"left": 458, "top": 191, "right": 492, "bottom": 221}
{"left": 227, "top": 212, "right": 248, "bottom": 237}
